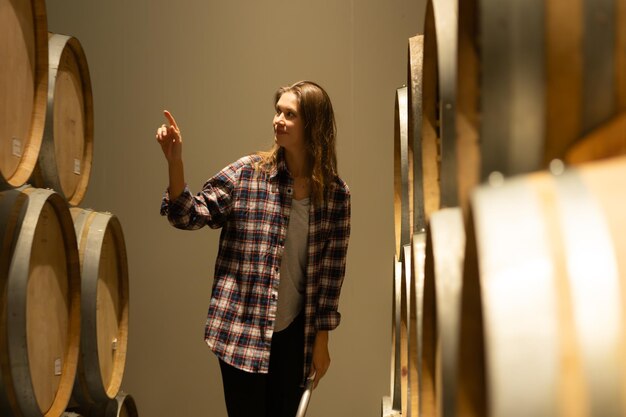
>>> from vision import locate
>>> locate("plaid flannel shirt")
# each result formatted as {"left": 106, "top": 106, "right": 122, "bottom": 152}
{"left": 160, "top": 151, "right": 351, "bottom": 380}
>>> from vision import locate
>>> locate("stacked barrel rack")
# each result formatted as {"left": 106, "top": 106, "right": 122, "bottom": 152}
{"left": 1, "top": 1, "right": 137, "bottom": 416}
{"left": 383, "top": 0, "right": 626, "bottom": 416}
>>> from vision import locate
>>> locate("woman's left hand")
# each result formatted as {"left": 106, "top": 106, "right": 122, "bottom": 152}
{"left": 310, "top": 331, "right": 330, "bottom": 389}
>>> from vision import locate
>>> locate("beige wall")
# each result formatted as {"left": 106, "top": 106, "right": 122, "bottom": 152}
{"left": 46, "top": 1, "right": 425, "bottom": 416}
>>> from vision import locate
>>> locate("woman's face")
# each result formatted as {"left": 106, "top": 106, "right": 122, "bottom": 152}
{"left": 273, "top": 92, "right": 305, "bottom": 153}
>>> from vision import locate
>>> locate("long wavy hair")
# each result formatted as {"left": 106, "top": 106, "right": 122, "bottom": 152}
{"left": 257, "top": 80, "right": 338, "bottom": 205}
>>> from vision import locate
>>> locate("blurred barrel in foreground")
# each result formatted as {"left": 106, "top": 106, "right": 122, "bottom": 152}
{"left": 418, "top": 0, "right": 626, "bottom": 214}
{"left": 458, "top": 156, "right": 626, "bottom": 416}
{"left": 478, "top": 0, "right": 626, "bottom": 176}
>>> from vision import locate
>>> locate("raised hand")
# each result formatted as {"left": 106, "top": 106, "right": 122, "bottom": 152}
{"left": 156, "top": 110, "right": 182, "bottom": 163}
{"left": 155, "top": 110, "right": 185, "bottom": 200}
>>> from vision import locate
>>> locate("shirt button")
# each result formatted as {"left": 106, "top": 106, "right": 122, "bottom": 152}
{"left": 271, "top": 292, "right": 277, "bottom": 300}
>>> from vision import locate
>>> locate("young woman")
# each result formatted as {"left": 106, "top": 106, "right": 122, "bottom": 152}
{"left": 156, "top": 81, "right": 351, "bottom": 417}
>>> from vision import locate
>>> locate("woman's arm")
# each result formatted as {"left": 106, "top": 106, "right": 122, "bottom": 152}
{"left": 156, "top": 110, "right": 185, "bottom": 200}
{"left": 156, "top": 110, "right": 234, "bottom": 230}
{"left": 310, "top": 184, "right": 351, "bottom": 388}
{"left": 311, "top": 330, "right": 330, "bottom": 389}
{"left": 315, "top": 186, "right": 351, "bottom": 329}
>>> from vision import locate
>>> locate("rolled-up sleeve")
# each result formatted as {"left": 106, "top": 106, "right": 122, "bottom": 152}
{"left": 159, "top": 158, "right": 248, "bottom": 230}
{"left": 315, "top": 188, "right": 351, "bottom": 331}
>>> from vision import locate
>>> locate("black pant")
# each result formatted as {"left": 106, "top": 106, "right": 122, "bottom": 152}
{"left": 219, "top": 314, "right": 305, "bottom": 417}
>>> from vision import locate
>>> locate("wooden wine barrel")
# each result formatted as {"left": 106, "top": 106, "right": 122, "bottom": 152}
{"left": 69, "top": 208, "right": 129, "bottom": 407}
{"left": 0, "top": 0, "right": 48, "bottom": 189}
{"left": 391, "top": 83, "right": 413, "bottom": 415}
{"left": 419, "top": 0, "right": 481, "bottom": 212}
{"left": 0, "top": 187, "right": 81, "bottom": 417}
{"left": 408, "top": 35, "right": 425, "bottom": 235}
{"left": 426, "top": 208, "right": 465, "bottom": 417}
{"left": 410, "top": 232, "right": 426, "bottom": 417}
{"left": 458, "top": 155, "right": 626, "bottom": 416}
{"left": 83, "top": 392, "right": 138, "bottom": 417}
{"left": 389, "top": 250, "right": 416, "bottom": 417}
{"left": 455, "top": 0, "right": 480, "bottom": 213}
{"left": 394, "top": 86, "right": 411, "bottom": 255}
{"left": 390, "top": 257, "right": 402, "bottom": 412}
{"left": 407, "top": 31, "right": 428, "bottom": 416}
{"left": 420, "top": 221, "right": 438, "bottom": 417}
{"left": 105, "top": 393, "right": 138, "bottom": 417}
{"left": 30, "top": 33, "right": 94, "bottom": 206}
{"left": 401, "top": 244, "right": 412, "bottom": 416}
{"left": 420, "top": 0, "right": 459, "bottom": 214}
{"left": 408, "top": 34, "right": 425, "bottom": 417}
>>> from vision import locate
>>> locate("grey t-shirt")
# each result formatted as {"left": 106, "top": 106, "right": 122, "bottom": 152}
{"left": 274, "top": 197, "right": 310, "bottom": 332}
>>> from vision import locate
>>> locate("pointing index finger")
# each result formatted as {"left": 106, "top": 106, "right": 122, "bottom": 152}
{"left": 163, "top": 110, "right": 179, "bottom": 130}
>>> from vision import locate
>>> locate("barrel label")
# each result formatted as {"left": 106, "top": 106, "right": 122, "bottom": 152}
{"left": 54, "top": 358, "right": 62, "bottom": 376}
{"left": 12, "top": 137, "right": 22, "bottom": 157}
{"left": 74, "top": 158, "right": 81, "bottom": 175}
